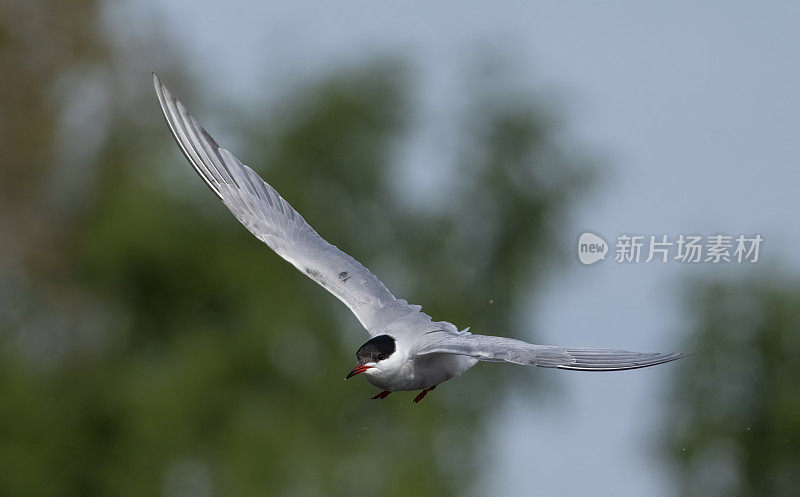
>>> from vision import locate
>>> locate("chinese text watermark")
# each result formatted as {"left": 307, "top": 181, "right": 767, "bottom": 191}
{"left": 578, "top": 233, "right": 763, "bottom": 265}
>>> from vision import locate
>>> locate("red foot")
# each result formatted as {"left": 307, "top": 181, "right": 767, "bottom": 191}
{"left": 413, "top": 384, "right": 437, "bottom": 404}
{"left": 371, "top": 391, "right": 391, "bottom": 400}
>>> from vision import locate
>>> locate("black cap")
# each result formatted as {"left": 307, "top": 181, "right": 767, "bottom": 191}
{"left": 356, "top": 335, "right": 396, "bottom": 364}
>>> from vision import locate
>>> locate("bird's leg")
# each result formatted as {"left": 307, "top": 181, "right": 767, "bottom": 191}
{"left": 413, "top": 384, "right": 437, "bottom": 404}
{"left": 371, "top": 390, "right": 391, "bottom": 400}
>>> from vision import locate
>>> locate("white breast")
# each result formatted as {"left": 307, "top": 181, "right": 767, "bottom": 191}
{"left": 365, "top": 353, "right": 477, "bottom": 391}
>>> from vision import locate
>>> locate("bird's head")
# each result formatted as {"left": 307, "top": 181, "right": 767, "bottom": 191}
{"left": 345, "top": 334, "right": 397, "bottom": 379}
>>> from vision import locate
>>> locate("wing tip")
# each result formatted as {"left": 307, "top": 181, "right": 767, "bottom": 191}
{"left": 152, "top": 74, "right": 229, "bottom": 200}
{"left": 555, "top": 350, "right": 693, "bottom": 372}
{"left": 153, "top": 72, "right": 166, "bottom": 96}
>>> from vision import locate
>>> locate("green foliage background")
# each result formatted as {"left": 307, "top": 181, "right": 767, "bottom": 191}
{"left": 0, "top": 1, "right": 587, "bottom": 495}
{"left": 2, "top": 1, "right": 798, "bottom": 496}
{"left": 664, "top": 276, "right": 800, "bottom": 497}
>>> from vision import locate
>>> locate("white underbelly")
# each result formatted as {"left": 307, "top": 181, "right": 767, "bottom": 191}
{"left": 366, "top": 353, "right": 477, "bottom": 391}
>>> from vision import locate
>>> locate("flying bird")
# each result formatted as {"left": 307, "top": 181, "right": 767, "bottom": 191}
{"left": 153, "top": 73, "right": 689, "bottom": 404}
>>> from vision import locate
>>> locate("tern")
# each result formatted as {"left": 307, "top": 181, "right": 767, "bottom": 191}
{"left": 153, "top": 74, "right": 689, "bottom": 404}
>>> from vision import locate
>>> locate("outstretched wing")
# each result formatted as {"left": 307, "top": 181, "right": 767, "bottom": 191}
{"left": 153, "top": 73, "right": 420, "bottom": 334}
{"left": 416, "top": 333, "right": 690, "bottom": 371}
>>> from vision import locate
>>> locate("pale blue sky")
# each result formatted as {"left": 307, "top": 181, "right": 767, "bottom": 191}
{"left": 122, "top": 1, "right": 800, "bottom": 495}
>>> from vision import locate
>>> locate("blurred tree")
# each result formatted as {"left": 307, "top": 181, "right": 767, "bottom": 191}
{"left": 663, "top": 276, "right": 800, "bottom": 497}
{"left": 0, "top": 1, "right": 592, "bottom": 496}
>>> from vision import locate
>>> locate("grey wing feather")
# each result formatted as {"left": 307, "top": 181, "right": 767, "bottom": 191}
{"left": 153, "top": 73, "right": 421, "bottom": 334}
{"left": 416, "top": 333, "right": 690, "bottom": 371}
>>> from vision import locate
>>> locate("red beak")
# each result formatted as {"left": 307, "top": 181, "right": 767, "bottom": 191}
{"left": 345, "top": 363, "right": 372, "bottom": 379}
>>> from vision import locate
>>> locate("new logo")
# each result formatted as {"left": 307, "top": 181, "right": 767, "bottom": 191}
{"left": 578, "top": 232, "right": 608, "bottom": 265}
